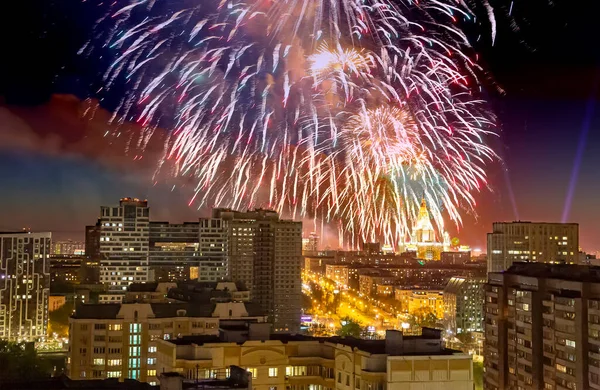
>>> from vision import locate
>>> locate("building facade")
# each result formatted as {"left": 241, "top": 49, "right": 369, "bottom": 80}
{"left": 98, "top": 198, "right": 151, "bottom": 291}
{"left": 443, "top": 276, "right": 485, "bottom": 335}
{"left": 0, "top": 232, "right": 51, "bottom": 341}
{"left": 149, "top": 222, "right": 200, "bottom": 282}
{"left": 67, "top": 301, "right": 266, "bottom": 383}
{"left": 403, "top": 199, "right": 450, "bottom": 261}
{"left": 156, "top": 327, "right": 474, "bottom": 390}
{"left": 214, "top": 209, "right": 302, "bottom": 333}
{"left": 198, "top": 217, "right": 229, "bottom": 282}
{"left": 484, "top": 263, "right": 600, "bottom": 390}
{"left": 395, "top": 288, "right": 445, "bottom": 319}
{"left": 325, "top": 264, "right": 350, "bottom": 288}
{"left": 53, "top": 240, "right": 85, "bottom": 255}
{"left": 486, "top": 221, "right": 579, "bottom": 273}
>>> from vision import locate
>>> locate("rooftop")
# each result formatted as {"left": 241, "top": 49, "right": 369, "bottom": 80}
{"left": 499, "top": 262, "right": 600, "bottom": 283}
{"left": 72, "top": 301, "right": 265, "bottom": 320}
{"left": 168, "top": 328, "right": 459, "bottom": 356}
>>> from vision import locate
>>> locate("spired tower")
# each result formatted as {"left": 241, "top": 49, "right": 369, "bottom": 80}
{"left": 405, "top": 198, "right": 450, "bottom": 260}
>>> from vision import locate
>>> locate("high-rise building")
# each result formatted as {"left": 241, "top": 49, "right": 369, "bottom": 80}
{"left": 0, "top": 232, "right": 51, "bottom": 341}
{"left": 486, "top": 221, "right": 579, "bottom": 273}
{"left": 403, "top": 199, "right": 450, "bottom": 260}
{"left": 149, "top": 222, "right": 200, "bottom": 281}
{"left": 213, "top": 208, "right": 302, "bottom": 333}
{"left": 484, "top": 263, "right": 600, "bottom": 390}
{"left": 98, "top": 198, "right": 150, "bottom": 291}
{"left": 198, "top": 216, "right": 229, "bottom": 282}
{"left": 85, "top": 224, "right": 102, "bottom": 260}
{"left": 443, "top": 276, "right": 485, "bottom": 335}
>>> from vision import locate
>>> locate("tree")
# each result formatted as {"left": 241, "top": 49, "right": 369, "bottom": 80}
{"left": 48, "top": 302, "right": 74, "bottom": 338}
{"left": 408, "top": 307, "right": 439, "bottom": 329}
{"left": 336, "top": 317, "right": 363, "bottom": 338}
{"left": 0, "top": 341, "right": 51, "bottom": 382}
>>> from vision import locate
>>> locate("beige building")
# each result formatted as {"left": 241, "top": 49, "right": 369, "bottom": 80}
{"left": 395, "top": 289, "right": 444, "bottom": 319}
{"left": 484, "top": 263, "right": 600, "bottom": 390}
{"left": 49, "top": 295, "right": 67, "bottom": 312}
{"left": 156, "top": 326, "right": 474, "bottom": 390}
{"left": 486, "top": 221, "right": 579, "bottom": 273}
{"left": 67, "top": 301, "right": 266, "bottom": 384}
{"left": 359, "top": 274, "right": 395, "bottom": 296}
{"left": 326, "top": 264, "right": 350, "bottom": 288}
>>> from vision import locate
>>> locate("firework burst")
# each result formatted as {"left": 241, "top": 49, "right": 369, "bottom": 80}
{"left": 86, "top": 0, "right": 498, "bottom": 248}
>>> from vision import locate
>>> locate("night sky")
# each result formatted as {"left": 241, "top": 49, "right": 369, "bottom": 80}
{"left": 0, "top": 0, "right": 599, "bottom": 250}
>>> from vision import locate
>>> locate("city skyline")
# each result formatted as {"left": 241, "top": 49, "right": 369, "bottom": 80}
{"left": 1, "top": 1, "right": 600, "bottom": 251}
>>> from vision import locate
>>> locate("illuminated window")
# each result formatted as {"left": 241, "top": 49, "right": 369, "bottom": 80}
{"left": 109, "top": 324, "right": 122, "bottom": 331}
{"left": 148, "top": 369, "right": 157, "bottom": 377}
{"left": 566, "top": 339, "right": 576, "bottom": 348}
{"left": 107, "top": 371, "right": 121, "bottom": 378}
{"left": 148, "top": 346, "right": 157, "bottom": 353}
{"left": 247, "top": 368, "right": 257, "bottom": 378}
{"left": 93, "top": 358, "right": 105, "bottom": 365}
{"left": 269, "top": 368, "right": 278, "bottom": 377}
{"left": 108, "top": 359, "right": 122, "bottom": 366}
{"left": 147, "top": 358, "right": 157, "bottom": 365}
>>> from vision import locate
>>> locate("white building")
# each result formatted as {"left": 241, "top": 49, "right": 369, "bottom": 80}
{"left": 198, "top": 217, "right": 229, "bottom": 282}
{"left": 99, "top": 198, "right": 150, "bottom": 291}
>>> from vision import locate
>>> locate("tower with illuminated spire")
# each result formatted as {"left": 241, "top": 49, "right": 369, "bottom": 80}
{"left": 404, "top": 198, "right": 450, "bottom": 260}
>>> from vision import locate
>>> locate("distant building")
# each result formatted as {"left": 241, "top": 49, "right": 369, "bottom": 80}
{"left": 361, "top": 242, "right": 382, "bottom": 254}
{"left": 484, "top": 262, "right": 600, "bottom": 390}
{"left": 49, "top": 295, "right": 67, "bottom": 312}
{"left": 359, "top": 273, "right": 395, "bottom": 296}
{"left": 85, "top": 224, "right": 102, "bottom": 260}
{"left": 149, "top": 221, "right": 200, "bottom": 282}
{"left": 98, "top": 198, "right": 151, "bottom": 291}
{"left": 157, "top": 328, "right": 475, "bottom": 390}
{"left": 443, "top": 276, "right": 485, "bottom": 335}
{"left": 67, "top": 301, "right": 267, "bottom": 383}
{"left": 440, "top": 251, "right": 471, "bottom": 265}
{"left": 198, "top": 217, "right": 229, "bottom": 282}
{"left": 403, "top": 199, "right": 450, "bottom": 260}
{"left": 50, "top": 255, "right": 83, "bottom": 284}
{"left": 0, "top": 232, "right": 51, "bottom": 341}
{"left": 395, "top": 288, "right": 445, "bottom": 319}
{"left": 486, "top": 221, "right": 579, "bottom": 273}
{"left": 325, "top": 264, "right": 350, "bottom": 288}
{"left": 303, "top": 253, "right": 335, "bottom": 274}
{"left": 53, "top": 239, "right": 85, "bottom": 255}
{"left": 302, "top": 232, "right": 319, "bottom": 253}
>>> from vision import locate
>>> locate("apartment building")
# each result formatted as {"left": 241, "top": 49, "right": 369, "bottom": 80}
{"left": 198, "top": 217, "right": 228, "bottom": 282}
{"left": 487, "top": 221, "right": 579, "bottom": 273}
{"left": 149, "top": 221, "right": 200, "bottom": 282}
{"left": 325, "top": 264, "right": 350, "bottom": 288}
{"left": 443, "top": 276, "right": 485, "bottom": 335}
{"left": 395, "top": 288, "right": 445, "bottom": 319}
{"left": 98, "top": 198, "right": 151, "bottom": 291}
{"left": 359, "top": 273, "right": 396, "bottom": 296}
{"left": 67, "top": 301, "right": 266, "bottom": 383}
{"left": 156, "top": 326, "right": 474, "bottom": 390}
{"left": 484, "top": 263, "right": 600, "bottom": 390}
{"left": 0, "top": 231, "right": 51, "bottom": 341}
{"left": 214, "top": 208, "right": 302, "bottom": 333}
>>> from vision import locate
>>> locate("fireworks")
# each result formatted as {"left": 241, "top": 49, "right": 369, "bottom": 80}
{"left": 88, "top": 0, "right": 498, "bottom": 248}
